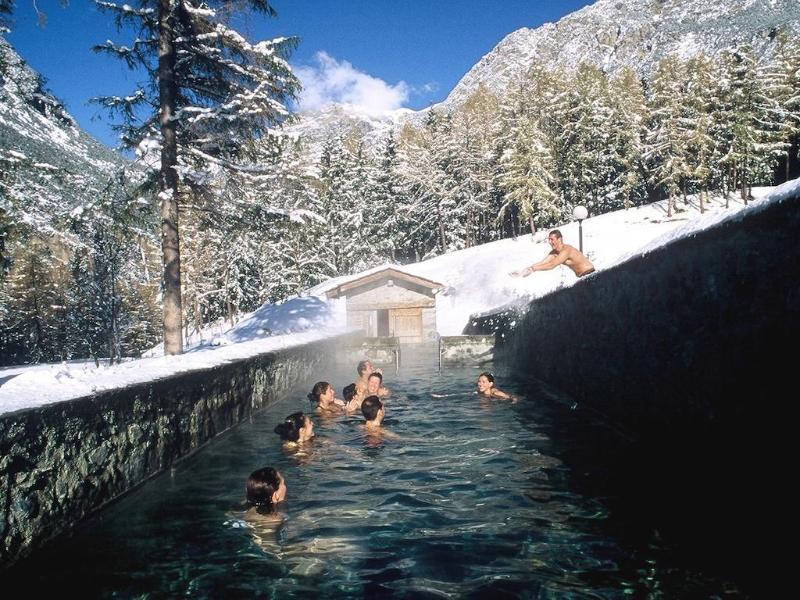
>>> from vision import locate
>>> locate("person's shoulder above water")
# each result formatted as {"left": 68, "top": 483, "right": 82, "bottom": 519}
{"left": 308, "top": 381, "right": 346, "bottom": 413}
{"left": 476, "top": 371, "right": 519, "bottom": 403}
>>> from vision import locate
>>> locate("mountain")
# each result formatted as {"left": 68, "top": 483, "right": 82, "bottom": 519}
{"left": 0, "top": 35, "right": 133, "bottom": 238}
{"left": 294, "top": 0, "right": 800, "bottom": 141}
{"left": 437, "top": 0, "right": 800, "bottom": 113}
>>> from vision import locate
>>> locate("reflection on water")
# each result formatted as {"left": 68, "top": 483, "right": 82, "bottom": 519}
{"left": 7, "top": 350, "right": 744, "bottom": 597}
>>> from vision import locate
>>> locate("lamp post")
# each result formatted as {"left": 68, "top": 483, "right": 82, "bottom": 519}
{"left": 572, "top": 205, "right": 588, "bottom": 253}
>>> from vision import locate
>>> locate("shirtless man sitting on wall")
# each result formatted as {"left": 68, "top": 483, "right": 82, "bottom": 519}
{"left": 510, "top": 229, "right": 595, "bottom": 278}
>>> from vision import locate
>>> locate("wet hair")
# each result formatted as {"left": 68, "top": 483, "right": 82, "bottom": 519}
{"left": 357, "top": 360, "right": 372, "bottom": 376}
{"left": 478, "top": 371, "right": 495, "bottom": 384}
{"left": 362, "top": 395, "right": 383, "bottom": 421}
{"left": 368, "top": 371, "right": 383, "bottom": 384}
{"left": 548, "top": 229, "right": 563, "bottom": 240}
{"left": 274, "top": 412, "right": 307, "bottom": 442}
{"left": 343, "top": 383, "right": 358, "bottom": 402}
{"left": 246, "top": 466, "right": 281, "bottom": 512}
{"left": 307, "top": 381, "right": 331, "bottom": 404}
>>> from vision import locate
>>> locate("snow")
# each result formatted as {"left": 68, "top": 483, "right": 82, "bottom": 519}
{"left": 1, "top": 181, "right": 796, "bottom": 416}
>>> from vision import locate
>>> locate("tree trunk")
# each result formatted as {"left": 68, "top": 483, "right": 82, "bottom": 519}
{"left": 159, "top": 0, "right": 183, "bottom": 355}
{"left": 529, "top": 214, "right": 536, "bottom": 238}
{"left": 436, "top": 203, "right": 446, "bottom": 253}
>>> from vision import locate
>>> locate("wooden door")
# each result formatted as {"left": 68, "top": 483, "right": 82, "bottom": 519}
{"left": 390, "top": 308, "right": 422, "bottom": 343}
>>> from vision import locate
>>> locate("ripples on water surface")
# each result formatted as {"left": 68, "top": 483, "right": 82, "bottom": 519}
{"left": 11, "top": 349, "right": 745, "bottom": 598}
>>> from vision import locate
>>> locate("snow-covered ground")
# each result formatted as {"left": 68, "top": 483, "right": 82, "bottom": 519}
{"left": 2, "top": 181, "right": 797, "bottom": 416}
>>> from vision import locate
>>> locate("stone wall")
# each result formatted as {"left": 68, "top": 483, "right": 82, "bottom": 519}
{"left": 465, "top": 192, "right": 799, "bottom": 589}
{"left": 0, "top": 334, "right": 358, "bottom": 568}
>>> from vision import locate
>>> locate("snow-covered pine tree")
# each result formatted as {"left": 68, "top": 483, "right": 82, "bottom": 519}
{"left": 258, "top": 137, "right": 329, "bottom": 297}
{"left": 557, "top": 63, "right": 616, "bottom": 215}
{"left": 366, "top": 129, "right": 406, "bottom": 263}
{"left": 607, "top": 67, "right": 649, "bottom": 209}
{"left": 644, "top": 56, "right": 691, "bottom": 217}
{"left": 450, "top": 84, "right": 502, "bottom": 247}
{"left": 759, "top": 30, "right": 800, "bottom": 183}
{"left": 316, "top": 133, "right": 374, "bottom": 275}
{"left": 496, "top": 63, "right": 566, "bottom": 236}
{"left": 94, "top": 0, "right": 299, "bottom": 355}
{"left": 397, "top": 111, "right": 461, "bottom": 258}
{"left": 716, "top": 47, "right": 781, "bottom": 203}
{"left": 0, "top": 238, "right": 64, "bottom": 364}
{"left": 497, "top": 113, "right": 559, "bottom": 237}
{"left": 684, "top": 54, "right": 717, "bottom": 213}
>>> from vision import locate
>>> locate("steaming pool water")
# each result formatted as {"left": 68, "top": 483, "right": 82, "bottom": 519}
{"left": 7, "top": 348, "right": 743, "bottom": 597}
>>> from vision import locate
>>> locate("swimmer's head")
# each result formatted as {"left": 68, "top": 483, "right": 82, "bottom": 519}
{"left": 307, "top": 381, "right": 332, "bottom": 404}
{"left": 367, "top": 372, "right": 383, "bottom": 394}
{"left": 246, "top": 467, "right": 286, "bottom": 512}
{"left": 362, "top": 395, "right": 383, "bottom": 422}
{"left": 343, "top": 383, "right": 358, "bottom": 402}
{"left": 357, "top": 360, "right": 373, "bottom": 377}
{"left": 477, "top": 372, "right": 495, "bottom": 394}
{"left": 274, "top": 411, "right": 314, "bottom": 443}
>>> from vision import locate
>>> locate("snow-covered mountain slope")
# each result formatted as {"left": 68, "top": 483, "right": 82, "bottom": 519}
{"left": 435, "top": 0, "right": 800, "bottom": 114}
{"left": 1, "top": 35, "right": 133, "bottom": 234}
{"left": 296, "top": 0, "right": 800, "bottom": 139}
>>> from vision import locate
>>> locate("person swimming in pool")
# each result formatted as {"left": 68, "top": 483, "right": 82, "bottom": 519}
{"left": 243, "top": 466, "right": 286, "bottom": 517}
{"left": 355, "top": 359, "right": 381, "bottom": 398}
{"left": 361, "top": 395, "right": 401, "bottom": 440}
{"left": 308, "top": 381, "right": 347, "bottom": 413}
{"left": 274, "top": 412, "right": 315, "bottom": 445}
{"left": 476, "top": 372, "right": 516, "bottom": 401}
{"left": 366, "top": 371, "right": 391, "bottom": 398}
{"left": 342, "top": 382, "right": 363, "bottom": 412}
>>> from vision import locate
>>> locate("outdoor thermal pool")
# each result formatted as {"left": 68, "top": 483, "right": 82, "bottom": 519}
{"left": 5, "top": 347, "right": 744, "bottom": 597}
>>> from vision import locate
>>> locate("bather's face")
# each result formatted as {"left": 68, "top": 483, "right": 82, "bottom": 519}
{"left": 322, "top": 385, "right": 335, "bottom": 404}
{"left": 367, "top": 375, "right": 381, "bottom": 395}
{"left": 477, "top": 375, "right": 493, "bottom": 394}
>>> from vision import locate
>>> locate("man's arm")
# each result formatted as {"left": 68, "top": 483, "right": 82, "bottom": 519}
{"left": 511, "top": 250, "right": 565, "bottom": 277}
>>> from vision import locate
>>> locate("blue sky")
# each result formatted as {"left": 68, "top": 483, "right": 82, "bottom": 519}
{"left": 5, "top": 0, "right": 592, "bottom": 149}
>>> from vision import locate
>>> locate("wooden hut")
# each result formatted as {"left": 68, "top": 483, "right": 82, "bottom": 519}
{"left": 323, "top": 267, "right": 444, "bottom": 343}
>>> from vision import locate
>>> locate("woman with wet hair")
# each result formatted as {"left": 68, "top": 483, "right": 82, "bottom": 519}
{"left": 308, "top": 381, "right": 346, "bottom": 413}
{"left": 476, "top": 371, "right": 514, "bottom": 400}
{"left": 341, "top": 382, "right": 362, "bottom": 412}
{"left": 274, "top": 411, "right": 315, "bottom": 444}
{"left": 245, "top": 466, "right": 287, "bottom": 515}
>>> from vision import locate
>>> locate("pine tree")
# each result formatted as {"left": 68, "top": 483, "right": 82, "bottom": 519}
{"left": 608, "top": 68, "right": 649, "bottom": 209}
{"left": 717, "top": 47, "right": 781, "bottom": 202}
{"left": 450, "top": 84, "right": 502, "bottom": 247}
{"left": 398, "top": 111, "right": 461, "bottom": 258}
{"left": 366, "top": 129, "right": 406, "bottom": 262}
{"left": 498, "top": 114, "right": 559, "bottom": 236}
{"left": 760, "top": 30, "right": 800, "bottom": 183}
{"left": 557, "top": 63, "right": 616, "bottom": 214}
{"left": 684, "top": 55, "right": 717, "bottom": 213}
{"left": 645, "top": 56, "right": 690, "bottom": 217}
{"left": 94, "top": 0, "right": 299, "bottom": 354}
